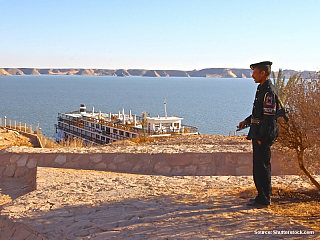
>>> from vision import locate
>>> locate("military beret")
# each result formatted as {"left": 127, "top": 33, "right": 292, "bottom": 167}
{"left": 250, "top": 61, "right": 272, "bottom": 70}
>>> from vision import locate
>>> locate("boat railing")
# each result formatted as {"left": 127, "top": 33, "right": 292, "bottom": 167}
{"left": 56, "top": 125, "right": 136, "bottom": 144}
{"left": 57, "top": 115, "right": 141, "bottom": 134}
{"left": 147, "top": 124, "right": 198, "bottom": 135}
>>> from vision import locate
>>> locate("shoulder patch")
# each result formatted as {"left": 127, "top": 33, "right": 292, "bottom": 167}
{"left": 263, "top": 92, "right": 276, "bottom": 115}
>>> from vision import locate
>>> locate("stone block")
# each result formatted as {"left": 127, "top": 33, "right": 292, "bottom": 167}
{"left": 78, "top": 155, "right": 90, "bottom": 167}
{"left": 17, "top": 155, "right": 28, "bottom": 167}
{"left": 213, "top": 155, "right": 224, "bottom": 168}
{"left": 142, "top": 155, "right": 154, "bottom": 172}
{"left": 0, "top": 166, "right": 5, "bottom": 176}
{"left": 216, "top": 166, "right": 237, "bottom": 176}
{"left": 154, "top": 161, "right": 171, "bottom": 174}
{"left": 14, "top": 166, "right": 29, "bottom": 177}
{"left": 113, "top": 154, "right": 126, "bottom": 163}
{"left": 10, "top": 154, "right": 21, "bottom": 163}
{"left": 68, "top": 154, "right": 82, "bottom": 163}
{"left": 54, "top": 155, "right": 67, "bottom": 165}
{"left": 43, "top": 154, "right": 59, "bottom": 166}
{"left": 166, "top": 153, "right": 193, "bottom": 166}
{"left": 35, "top": 155, "right": 46, "bottom": 166}
{"left": 90, "top": 154, "right": 102, "bottom": 163}
{"left": 197, "top": 164, "right": 215, "bottom": 176}
{"left": 183, "top": 165, "right": 197, "bottom": 175}
{"left": 27, "top": 158, "right": 37, "bottom": 168}
{"left": 102, "top": 154, "right": 114, "bottom": 164}
{"left": 94, "top": 162, "right": 107, "bottom": 170}
{"left": 235, "top": 166, "right": 251, "bottom": 176}
{"left": 225, "top": 154, "right": 237, "bottom": 166}
{"left": 63, "top": 161, "right": 79, "bottom": 168}
{"left": 197, "top": 154, "right": 213, "bottom": 166}
{"left": 107, "top": 163, "right": 117, "bottom": 170}
{"left": 132, "top": 161, "right": 143, "bottom": 172}
{"left": 237, "top": 153, "right": 252, "bottom": 165}
{"left": 118, "top": 161, "right": 133, "bottom": 172}
{"left": 171, "top": 166, "right": 184, "bottom": 175}
{"left": 150, "top": 153, "right": 165, "bottom": 161}
{"left": 4, "top": 164, "right": 16, "bottom": 177}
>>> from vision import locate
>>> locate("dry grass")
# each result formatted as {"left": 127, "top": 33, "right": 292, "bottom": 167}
{"left": 45, "top": 136, "right": 94, "bottom": 148}
{"left": 36, "top": 131, "right": 94, "bottom": 148}
{"left": 234, "top": 186, "right": 320, "bottom": 232}
{"left": 128, "top": 135, "right": 156, "bottom": 144}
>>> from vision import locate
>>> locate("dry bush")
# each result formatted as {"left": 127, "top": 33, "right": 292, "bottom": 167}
{"left": 37, "top": 133, "right": 60, "bottom": 148}
{"left": 273, "top": 71, "right": 320, "bottom": 191}
{"left": 38, "top": 133, "right": 93, "bottom": 148}
{"left": 129, "top": 135, "right": 156, "bottom": 144}
{"left": 58, "top": 136, "right": 94, "bottom": 148}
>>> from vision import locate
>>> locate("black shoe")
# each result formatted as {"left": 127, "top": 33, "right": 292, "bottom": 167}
{"left": 247, "top": 200, "right": 270, "bottom": 208}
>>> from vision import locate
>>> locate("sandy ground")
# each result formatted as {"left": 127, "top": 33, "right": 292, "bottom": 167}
{"left": 0, "top": 167, "right": 319, "bottom": 239}
{"left": 3, "top": 134, "right": 252, "bottom": 154}
{"left": 0, "top": 131, "right": 319, "bottom": 239}
{"left": 0, "top": 128, "right": 33, "bottom": 150}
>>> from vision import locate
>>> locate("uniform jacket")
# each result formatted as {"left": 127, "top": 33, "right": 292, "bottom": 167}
{"left": 245, "top": 79, "right": 279, "bottom": 145}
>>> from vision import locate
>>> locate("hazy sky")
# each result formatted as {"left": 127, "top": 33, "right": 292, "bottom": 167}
{"left": 1, "top": 0, "right": 319, "bottom": 71}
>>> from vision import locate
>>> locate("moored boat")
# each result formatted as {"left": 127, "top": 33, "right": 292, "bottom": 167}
{"left": 54, "top": 103, "right": 198, "bottom": 145}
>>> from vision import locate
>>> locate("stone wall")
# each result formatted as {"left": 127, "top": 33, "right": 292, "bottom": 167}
{"left": 0, "top": 152, "right": 298, "bottom": 189}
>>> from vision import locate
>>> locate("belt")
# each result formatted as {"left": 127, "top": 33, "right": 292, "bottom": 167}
{"left": 251, "top": 118, "right": 260, "bottom": 124}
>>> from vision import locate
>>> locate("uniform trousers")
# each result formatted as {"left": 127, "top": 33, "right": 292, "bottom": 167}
{"left": 252, "top": 139, "right": 272, "bottom": 205}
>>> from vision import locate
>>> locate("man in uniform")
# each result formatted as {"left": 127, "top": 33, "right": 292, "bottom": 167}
{"left": 238, "top": 61, "right": 279, "bottom": 207}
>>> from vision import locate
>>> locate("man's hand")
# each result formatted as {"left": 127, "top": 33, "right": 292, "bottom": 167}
{"left": 237, "top": 120, "right": 247, "bottom": 130}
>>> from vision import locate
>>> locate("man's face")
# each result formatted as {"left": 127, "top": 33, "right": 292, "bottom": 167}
{"left": 251, "top": 68, "right": 265, "bottom": 84}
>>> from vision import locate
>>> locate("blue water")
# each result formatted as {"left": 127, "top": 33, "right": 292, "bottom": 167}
{"left": 0, "top": 75, "right": 257, "bottom": 137}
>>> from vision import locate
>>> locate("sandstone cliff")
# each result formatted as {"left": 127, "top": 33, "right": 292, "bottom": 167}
{"left": 0, "top": 69, "right": 10, "bottom": 76}
{"left": 0, "top": 67, "right": 314, "bottom": 78}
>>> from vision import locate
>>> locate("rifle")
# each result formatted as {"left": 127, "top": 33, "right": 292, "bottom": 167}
{"left": 236, "top": 97, "right": 289, "bottom": 132}
{"left": 276, "top": 99, "right": 289, "bottom": 122}
{"left": 236, "top": 101, "right": 288, "bottom": 131}
{"left": 236, "top": 123, "right": 251, "bottom": 132}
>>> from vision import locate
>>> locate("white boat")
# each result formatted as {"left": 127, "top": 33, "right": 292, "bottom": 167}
{"left": 54, "top": 102, "right": 198, "bottom": 145}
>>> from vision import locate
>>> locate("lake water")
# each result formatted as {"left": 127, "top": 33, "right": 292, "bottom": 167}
{"left": 0, "top": 75, "right": 257, "bottom": 137}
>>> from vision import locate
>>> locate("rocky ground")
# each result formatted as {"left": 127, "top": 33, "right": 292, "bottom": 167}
{"left": 0, "top": 130, "right": 319, "bottom": 239}
{"left": 3, "top": 134, "right": 253, "bottom": 154}
{"left": 0, "top": 128, "right": 33, "bottom": 150}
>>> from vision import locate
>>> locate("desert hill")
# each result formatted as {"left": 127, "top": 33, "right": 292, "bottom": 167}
{"left": 0, "top": 67, "right": 315, "bottom": 78}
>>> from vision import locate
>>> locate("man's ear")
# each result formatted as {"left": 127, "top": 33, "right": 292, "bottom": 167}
{"left": 261, "top": 70, "right": 266, "bottom": 76}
